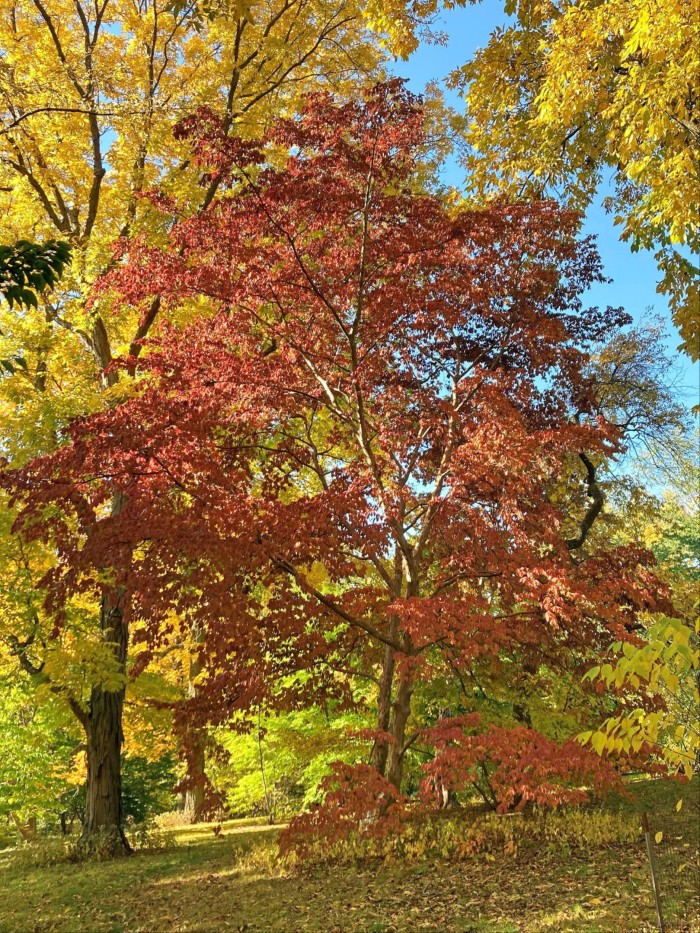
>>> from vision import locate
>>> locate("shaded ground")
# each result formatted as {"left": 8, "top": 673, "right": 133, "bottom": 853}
{"left": 1, "top": 778, "right": 697, "bottom": 933}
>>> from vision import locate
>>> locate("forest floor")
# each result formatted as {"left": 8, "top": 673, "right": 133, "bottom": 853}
{"left": 0, "top": 777, "right": 697, "bottom": 933}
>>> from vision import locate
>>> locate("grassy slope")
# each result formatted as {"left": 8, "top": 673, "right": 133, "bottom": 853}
{"left": 0, "top": 778, "right": 697, "bottom": 933}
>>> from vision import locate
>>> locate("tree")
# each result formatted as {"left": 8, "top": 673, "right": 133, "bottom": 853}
{"left": 448, "top": 0, "right": 700, "bottom": 360}
{"left": 581, "top": 613, "right": 699, "bottom": 780}
{"left": 586, "top": 320, "right": 691, "bottom": 475}
{"left": 581, "top": 476, "right": 699, "bottom": 783}
{"left": 3, "top": 82, "right": 671, "bottom": 840}
{"left": 0, "top": 0, "right": 382, "bottom": 851}
{"left": 213, "top": 707, "right": 369, "bottom": 823}
{"left": 0, "top": 673, "right": 81, "bottom": 839}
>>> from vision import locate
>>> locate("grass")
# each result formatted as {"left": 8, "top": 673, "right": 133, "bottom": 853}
{"left": 0, "top": 778, "right": 697, "bottom": 933}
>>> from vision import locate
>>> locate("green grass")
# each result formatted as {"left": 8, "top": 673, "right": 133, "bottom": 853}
{"left": 0, "top": 778, "right": 697, "bottom": 933}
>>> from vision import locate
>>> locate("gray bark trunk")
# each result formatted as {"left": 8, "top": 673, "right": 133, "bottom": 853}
{"left": 370, "top": 641, "right": 396, "bottom": 776}
{"left": 179, "top": 642, "right": 206, "bottom": 821}
{"left": 385, "top": 671, "right": 414, "bottom": 791}
{"left": 181, "top": 739, "right": 206, "bottom": 820}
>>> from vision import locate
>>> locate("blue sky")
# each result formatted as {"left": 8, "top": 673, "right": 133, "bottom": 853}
{"left": 390, "top": 5, "right": 698, "bottom": 410}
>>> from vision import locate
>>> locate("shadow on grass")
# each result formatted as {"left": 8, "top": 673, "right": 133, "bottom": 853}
{"left": 2, "top": 780, "right": 698, "bottom": 933}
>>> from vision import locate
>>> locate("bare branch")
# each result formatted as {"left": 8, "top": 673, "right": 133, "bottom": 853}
{"left": 566, "top": 453, "right": 604, "bottom": 550}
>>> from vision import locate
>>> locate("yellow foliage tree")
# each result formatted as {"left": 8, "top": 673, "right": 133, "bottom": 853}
{"left": 581, "top": 614, "right": 699, "bottom": 781}
{"left": 448, "top": 0, "right": 700, "bottom": 360}
{"left": 0, "top": 0, "right": 382, "bottom": 849}
{"left": 580, "top": 470, "right": 699, "bottom": 781}
{"left": 0, "top": 0, "right": 381, "bottom": 417}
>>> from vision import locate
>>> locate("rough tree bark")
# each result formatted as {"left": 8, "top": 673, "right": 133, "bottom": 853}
{"left": 81, "top": 585, "right": 131, "bottom": 854}
{"left": 181, "top": 740, "right": 206, "bottom": 820}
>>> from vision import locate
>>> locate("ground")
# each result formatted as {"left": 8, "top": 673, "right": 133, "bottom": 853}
{"left": 1, "top": 778, "right": 697, "bottom": 933}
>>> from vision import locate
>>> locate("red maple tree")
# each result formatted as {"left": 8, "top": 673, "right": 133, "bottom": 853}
{"left": 4, "top": 82, "right": 670, "bottom": 843}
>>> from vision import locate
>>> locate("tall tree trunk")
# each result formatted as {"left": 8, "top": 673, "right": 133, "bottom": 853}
{"left": 370, "top": 641, "right": 395, "bottom": 777}
{"left": 81, "top": 585, "right": 131, "bottom": 854}
{"left": 385, "top": 670, "right": 414, "bottom": 791}
{"left": 179, "top": 637, "right": 206, "bottom": 822}
{"left": 371, "top": 596, "right": 414, "bottom": 790}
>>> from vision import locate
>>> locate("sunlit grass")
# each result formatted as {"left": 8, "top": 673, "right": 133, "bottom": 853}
{"left": 0, "top": 777, "right": 696, "bottom": 933}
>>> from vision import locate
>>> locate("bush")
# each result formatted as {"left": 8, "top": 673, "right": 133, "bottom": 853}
{"left": 66, "top": 754, "right": 178, "bottom": 829}
{"left": 5, "top": 839, "right": 73, "bottom": 869}
{"left": 6, "top": 821, "right": 169, "bottom": 868}
{"left": 125, "top": 821, "right": 168, "bottom": 853}
{"left": 155, "top": 809, "right": 194, "bottom": 831}
{"left": 287, "top": 805, "right": 641, "bottom": 865}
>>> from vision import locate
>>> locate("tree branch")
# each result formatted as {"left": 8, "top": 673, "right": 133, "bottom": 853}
{"left": 7, "top": 632, "right": 89, "bottom": 728}
{"left": 272, "top": 556, "right": 402, "bottom": 650}
{"left": 566, "top": 452, "right": 604, "bottom": 550}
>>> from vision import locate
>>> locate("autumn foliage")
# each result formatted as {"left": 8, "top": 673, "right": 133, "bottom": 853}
{"left": 3, "top": 81, "right": 672, "bottom": 848}
{"left": 420, "top": 714, "right": 622, "bottom": 813}
{"left": 278, "top": 761, "right": 409, "bottom": 858}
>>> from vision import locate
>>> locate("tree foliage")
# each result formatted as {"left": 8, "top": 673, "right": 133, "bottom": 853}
{"left": 0, "top": 675, "right": 81, "bottom": 827}
{"left": 0, "top": 0, "right": 383, "bottom": 845}
{"left": 580, "top": 475, "right": 699, "bottom": 783}
{"left": 0, "top": 240, "right": 71, "bottom": 310}
{"left": 581, "top": 614, "right": 699, "bottom": 781}
{"left": 2, "top": 83, "right": 673, "bottom": 845}
{"left": 0, "top": 0, "right": 382, "bottom": 454}
{"left": 213, "top": 707, "right": 369, "bottom": 821}
{"left": 449, "top": 0, "right": 700, "bottom": 359}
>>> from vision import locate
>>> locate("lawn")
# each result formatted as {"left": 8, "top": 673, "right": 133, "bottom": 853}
{"left": 0, "top": 778, "right": 697, "bottom": 933}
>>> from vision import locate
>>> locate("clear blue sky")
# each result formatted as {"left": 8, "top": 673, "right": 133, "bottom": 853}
{"left": 390, "top": 5, "right": 699, "bottom": 410}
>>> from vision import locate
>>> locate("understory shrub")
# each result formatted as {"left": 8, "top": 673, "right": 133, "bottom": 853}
{"left": 5, "top": 822, "right": 169, "bottom": 868}
{"left": 284, "top": 805, "right": 641, "bottom": 864}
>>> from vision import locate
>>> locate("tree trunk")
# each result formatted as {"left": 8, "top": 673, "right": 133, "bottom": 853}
{"left": 81, "top": 584, "right": 131, "bottom": 855}
{"left": 181, "top": 737, "right": 206, "bottom": 821}
{"left": 370, "top": 641, "right": 396, "bottom": 777}
{"left": 370, "top": 606, "right": 414, "bottom": 791}
{"left": 385, "top": 671, "right": 414, "bottom": 791}
{"left": 179, "top": 642, "right": 207, "bottom": 822}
